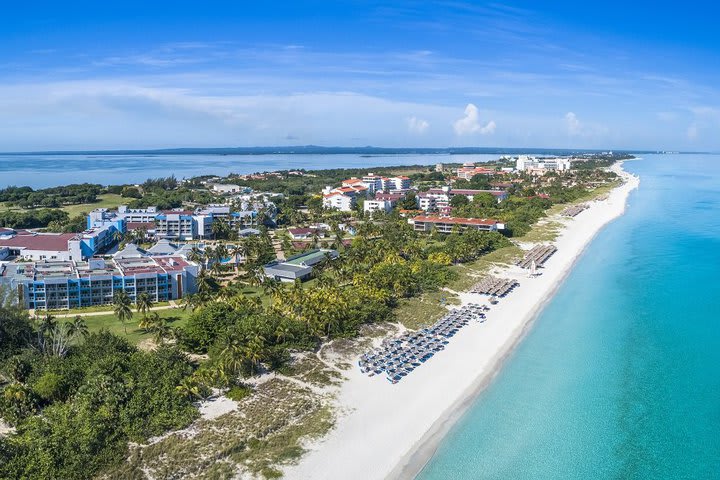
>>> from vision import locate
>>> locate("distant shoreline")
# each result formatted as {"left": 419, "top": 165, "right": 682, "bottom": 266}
{"left": 0, "top": 146, "right": 660, "bottom": 156}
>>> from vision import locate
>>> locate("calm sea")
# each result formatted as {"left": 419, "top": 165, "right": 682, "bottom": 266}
{"left": 417, "top": 154, "right": 720, "bottom": 479}
{"left": 0, "top": 153, "right": 500, "bottom": 189}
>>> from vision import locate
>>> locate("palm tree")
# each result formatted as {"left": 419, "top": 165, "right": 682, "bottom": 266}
{"left": 274, "top": 321, "right": 294, "bottom": 344}
{"left": 311, "top": 230, "right": 321, "bottom": 248}
{"left": 188, "top": 246, "right": 204, "bottom": 268}
{"left": 244, "top": 334, "right": 266, "bottom": 375}
{"left": 204, "top": 245, "right": 215, "bottom": 270}
{"left": 67, "top": 316, "right": 88, "bottom": 339}
{"left": 196, "top": 270, "right": 213, "bottom": 297}
{"left": 112, "top": 229, "right": 124, "bottom": 245}
{"left": 113, "top": 290, "right": 133, "bottom": 335}
{"left": 261, "top": 277, "right": 283, "bottom": 301}
{"left": 215, "top": 242, "right": 229, "bottom": 265}
{"left": 139, "top": 312, "right": 172, "bottom": 344}
{"left": 136, "top": 292, "right": 153, "bottom": 319}
{"left": 230, "top": 242, "right": 247, "bottom": 272}
{"left": 217, "top": 334, "right": 246, "bottom": 382}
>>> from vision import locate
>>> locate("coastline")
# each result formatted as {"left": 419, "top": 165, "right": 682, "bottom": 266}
{"left": 283, "top": 162, "right": 640, "bottom": 480}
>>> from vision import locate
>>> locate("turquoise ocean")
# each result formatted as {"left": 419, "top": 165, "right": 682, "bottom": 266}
{"left": 417, "top": 154, "right": 720, "bottom": 479}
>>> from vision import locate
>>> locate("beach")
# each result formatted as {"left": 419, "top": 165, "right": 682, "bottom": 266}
{"left": 283, "top": 162, "right": 640, "bottom": 480}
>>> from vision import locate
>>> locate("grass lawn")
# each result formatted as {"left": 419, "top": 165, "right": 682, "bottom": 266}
{"left": 46, "top": 301, "right": 173, "bottom": 316}
{"left": 60, "top": 193, "right": 125, "bottom": 217}
{"left": 81, "top": 308, "right": 192, "bottom": 345}
{"left": 0, "top": 193, "right": 125, "bottom": 218}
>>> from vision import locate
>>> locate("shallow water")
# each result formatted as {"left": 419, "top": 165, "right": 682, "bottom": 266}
{"left": 417, "top": 154, "right": 720, "bottom": 479}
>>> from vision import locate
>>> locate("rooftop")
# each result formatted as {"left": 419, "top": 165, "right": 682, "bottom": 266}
{"left": 0, "top": 232, "right": 77, "bottom": 251}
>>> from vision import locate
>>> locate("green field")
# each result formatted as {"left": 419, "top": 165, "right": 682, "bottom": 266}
{"left": 77, "top": 308, "right": 192, "bottom": 344}
{"left": 60, "top": 193, "right": 126, "bottom": 217}
{"left": 0, "top": 193, "right": 126, "bottom": 217}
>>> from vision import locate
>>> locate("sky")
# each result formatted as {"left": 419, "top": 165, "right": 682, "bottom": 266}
{"left": 1, "top": 1, "right": 719, "bottom": 151}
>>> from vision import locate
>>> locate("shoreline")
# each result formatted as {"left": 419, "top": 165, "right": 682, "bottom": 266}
{"left": 283, "top": 162, "right": 640, "bottom": 480}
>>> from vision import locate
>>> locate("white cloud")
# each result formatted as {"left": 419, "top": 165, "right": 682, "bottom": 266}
{"left": 407, "top": 116, "right": 429, "bottom": 134}
{"left": 453, "top": 103, "right": 496, "bottom": 135}
{"left": 565, "top": 111, "right": 581, "bottom": 135}
{"left": 687, "top": 123, "right": 698, "bottom": 140}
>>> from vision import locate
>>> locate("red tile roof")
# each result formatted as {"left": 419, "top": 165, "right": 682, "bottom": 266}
{"left": 126, "top": 222, "right": 155, "bottom": 230}
{"left": 0, "top": 233, "right": 76, "bottom": 251}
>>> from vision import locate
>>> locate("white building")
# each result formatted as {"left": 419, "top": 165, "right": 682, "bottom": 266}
{"left": 212, "top": 184, "right": 243, "bottom": 194}
{"left": 381, "top": 176, "right": 411, "bottom": 191}
{"left": 364, "top": 199, "right": 393, "bottom": 214}
{"left": 323, "top": 192, "right": 355, "bottom": 211}
{"left": 516, "top": 156, "right": 571, "bottom": 174}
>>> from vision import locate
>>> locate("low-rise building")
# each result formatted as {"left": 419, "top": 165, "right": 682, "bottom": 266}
{"left": 410, "top": 216, "right": 505, "bottom": 233}
{"left": 456, "top": 163, "right": 497, "bottom": 180}
{"left": 516, "top": 156, "right": 571, "bottom": 174}
{"left": 287, "top": 227, "right": 320, "bottom": 240}
{"left": 323, "top": 192, "right": 356, "bottom": 211}
{"left": 363, "top": 199, "right": 393, "bottom": 214}
{"left": 211, "top": 183, "right": 243, "bottom": 194}
{"left": 263, "top": 249, "right": 338, "bottom": 282}
{"left": 0, "top": 222, "right": 122, "bottom": 262}
{"left": 417, "top": 187, "right": 507, "bottom": 214}
{"left": 0, "top": 255, "right": 199, "bottom": 310}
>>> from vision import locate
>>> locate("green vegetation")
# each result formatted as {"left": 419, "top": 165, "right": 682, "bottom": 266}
{"left": 0, "top": 157, "right": 624, "bottom": 478}
{"left": 0, "top": 296, "right": 199, "bottom": 479}
{"left": 59, "top": 193, "right": 125, "bottom": 218}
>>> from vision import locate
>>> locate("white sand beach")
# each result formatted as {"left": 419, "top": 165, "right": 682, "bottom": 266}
{"left": 283, "top": 163, "right": 640, "bottom": 480}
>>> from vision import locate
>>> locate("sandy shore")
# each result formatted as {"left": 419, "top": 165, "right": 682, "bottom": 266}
{"left": 283, "top": 163, "right": 640, "bottom": 480}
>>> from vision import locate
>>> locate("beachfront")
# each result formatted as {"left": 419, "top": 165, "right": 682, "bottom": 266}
{"left": 283, "top": 163, "right": 640, "bottom": 480}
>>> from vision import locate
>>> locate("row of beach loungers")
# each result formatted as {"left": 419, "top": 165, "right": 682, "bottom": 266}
{"left": 517, "top": 244, "right": 557, "bottom": 269}
{"left": 358, "top": 303, "right": 489, "bottom": 384}
{"left": 561, "top": 204, "right": 589, "bottom": 217}
{"left": 470, "top": 276, "right": 519, "bottom": 297}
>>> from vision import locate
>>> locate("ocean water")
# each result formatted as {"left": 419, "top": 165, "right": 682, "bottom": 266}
{"left": 417, "top": 154, "right": 720, "bottom": 479}
{"left": 0, "top": 153, "right": 500, "bottom": 189}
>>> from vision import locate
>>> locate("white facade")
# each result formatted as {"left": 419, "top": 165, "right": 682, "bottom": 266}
{"left": 212, "top": 184, "right": 242, "bottom": 194}
{"left": 516, "top": 156, "right": 571, "bottom": 173}
{"left": 381, "top": 176, "right": 411, "bottom": 191}
{"left": 364, "top": 199, "right": 393, "bottom": 214}
{"left": 361, "top": 174, "right": 384, "bottom": 194}
{"left": 323, "top": 193, "right": 355, "bottom": 211}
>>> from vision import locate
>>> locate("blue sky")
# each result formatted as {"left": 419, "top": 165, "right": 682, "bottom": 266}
{"left": 1, "top": 1, "right": 718, "bottom": 151}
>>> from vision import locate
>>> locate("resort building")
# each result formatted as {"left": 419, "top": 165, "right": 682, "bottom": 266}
{"left": 287, "top": 227, "right": 320, "bottom": 240}
{"left": 341, "top": 174, "right": 411, "bottom": 195}
{"left": 323, "top": 192, "right": 356, "bottom": 211}
{"left": 211, "top": 183, "right": 243, "bottom": 194}
{"left": 0, "top": 255, "right": 199, "bottom": 310}
{"left": 364, "top": 200, "right": 393, "bottom": 214}
{"left": 364, "top": 193, "right": 406, "bottom": 215}
{"left": 456, "top": 163, "right": 497, "bottom": 180}
{"left": 515, "top": 156, "right": 571, "bottom": 174}
{"left": 263, "top": 249, "right": 339, "bottom": 282}
{"left": 0, "top": 222, "right": 123, "bottom": 262}
{"left": 417, "top": 187, "right": 507, "bottom": 215}
{"left": 89, "top": 203, "right": 262, "bottom": 241}
{"left": 410, "top": 216, "right": 505, "bottom": 233}
{"left": 155, "top": 210, "right": 197, "bottom": 240}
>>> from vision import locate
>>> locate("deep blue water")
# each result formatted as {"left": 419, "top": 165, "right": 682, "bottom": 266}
{"left": 0, "top": 153, "right": 500, "bottom": 188}
{"left": 417, "top": 154, "right": 720, "bottom": 479}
